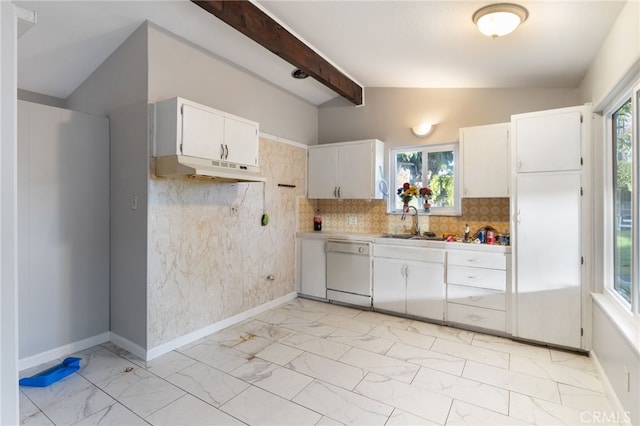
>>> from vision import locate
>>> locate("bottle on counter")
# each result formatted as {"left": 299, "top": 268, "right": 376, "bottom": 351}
{"left": 313, "top": 212, "right": 323, "bottom": 231}
{"left": 464, "top": 224, "right": 470, "bottom": 242}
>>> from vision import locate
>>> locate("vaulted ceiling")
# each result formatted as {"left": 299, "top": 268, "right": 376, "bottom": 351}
{"left": 16, "top": 1, "right": 626, "bottom": 106}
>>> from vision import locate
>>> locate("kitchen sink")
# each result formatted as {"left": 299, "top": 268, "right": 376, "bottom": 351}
{"left": 380, "top": 233, "right": 446, "bottom": 241}
{"left": 380, "top": 234, "right": 414, "bottom": 239}
{"left": 409, "top": 235, "right": 447, "bottom": 241}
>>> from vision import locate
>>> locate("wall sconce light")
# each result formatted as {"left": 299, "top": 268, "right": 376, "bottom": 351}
{"left": 472, "top": 3, "right": 528, "bottom": 38}
{"left": 411, "top": 123, "right": 434, "bottom": 138}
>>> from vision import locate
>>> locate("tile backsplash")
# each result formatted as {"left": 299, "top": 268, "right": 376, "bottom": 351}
{"left": 298, "top": 197, "right": 510, "bottom": 237}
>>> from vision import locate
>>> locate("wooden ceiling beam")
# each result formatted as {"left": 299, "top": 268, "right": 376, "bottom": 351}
{"left": 192, "top": 0, "right": 363, "bottom": 106}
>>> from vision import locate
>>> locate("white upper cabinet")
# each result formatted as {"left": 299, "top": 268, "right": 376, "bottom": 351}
{"left": 460, "top": 123, "right": 510, "bottom": 198}
{"left": 512, "top": 108, "right": 582, "bottom": 173}
{"left": 155, "top": 97, "right": 259, "bottom": 167}
{"left": 308, "top": 139, "right": 384, "bottom": 199}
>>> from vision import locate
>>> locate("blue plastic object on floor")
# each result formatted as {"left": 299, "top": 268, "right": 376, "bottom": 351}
{"left": 19, "top": 357, "right": 81, "bottom": 387}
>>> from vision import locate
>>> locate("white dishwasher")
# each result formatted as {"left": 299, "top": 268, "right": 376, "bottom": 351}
{"left": 326, "top": 239, "right": 372, "bottom": 308}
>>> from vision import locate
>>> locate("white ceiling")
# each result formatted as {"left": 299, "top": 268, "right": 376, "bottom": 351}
{"left": 16, "top": 0, "right": 626, "bottom": 106}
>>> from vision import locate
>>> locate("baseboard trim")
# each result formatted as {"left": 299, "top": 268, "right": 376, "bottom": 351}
{"left": 145, "top": 292, "right": 297, "bottom": 361}
{"left": 590, "top": 350, "right": 632, "bottom": 425}
{"left": 18, "top": 332, "right": 110, "bottom": 371}
{"left": 109, "top": 332, "right": 147, "bottom": 361}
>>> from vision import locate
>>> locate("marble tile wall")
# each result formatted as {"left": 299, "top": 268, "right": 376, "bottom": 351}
{"left": 298, "top": 197, "right": 510, "bottom": 237}
{"left": 147, "top": 138, "right": 306, "bottom": 349}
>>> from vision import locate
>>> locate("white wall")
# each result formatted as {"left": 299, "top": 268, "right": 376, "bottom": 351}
{"left": 0, "top": 2, "right": 19, "bottom": 424}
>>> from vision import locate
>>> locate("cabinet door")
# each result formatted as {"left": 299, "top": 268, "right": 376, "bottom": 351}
{"left": 515, "top": 172, "right": 582, "bottom": 348}
{"left": 406, "top": 262, "right": 444, "bottom": 321}
{"left": 461, "top": 124, "right": 510, "bottom": 197}
{"left": 224, "top": 116, "right": 259, "bottom": 167}
{"left": 181, "top": 103, "right": 224, "bottom": 160}
{"left": 373, "top": 258, "right": 406, "bottom": 314}
{"left": 308, "top": 145, "right": 339, "bottom": 199}
{"left": 299, "top": 239, "right": 326, "bottom": 299}
{"left": 338, "top": 142, "right": 374, "bottom": 199}
{"left": 514, "top": 109, "right": 582, "bottom": 173}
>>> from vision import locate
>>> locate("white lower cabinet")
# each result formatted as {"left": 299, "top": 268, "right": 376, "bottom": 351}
{"left": 446, "top": 249, "right": 510, "bottom": 333}
{"left": 373, "top": 245, "right": 444, "bottom": 321}
{"left": 296, "top": 237, "right": 326, "bottom": 299}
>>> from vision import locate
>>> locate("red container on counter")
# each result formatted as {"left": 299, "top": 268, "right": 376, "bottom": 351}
{"left": 487, "top": 230, "right": 495, "bottom": 244}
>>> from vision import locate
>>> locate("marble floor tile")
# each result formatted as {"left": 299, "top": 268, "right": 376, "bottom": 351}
{"left": 319, "top": 313, "right": 376, "bottom": 334}
{"left": 20, "top": 391, "right": 40, "bottom": 421}
{"left": 408, "top": 320, "right": 475, "bottom": 345}
{"left": 367, "top": 325, "right": 437, "bottom": 350}
{"left": 386, "top": 342, "right": 466, "bottom": 376}
{"left": 253, "top": 341, "right": 304, "bottom": 366}
{"left": 354, "top": 373, "right": 452, "bottom": 424}
{"left": 280, "top": 320, "right": 338, "bottom": 338}
{"left": 316, "top": 415, "right": 345, "bottom": 425}
{"left": 338, "top": 347, "right": 420, "bottom": 383}
{"left": 96, "top": 366, "right": 185, "bottom": 418}
{"left": 71, "top": 402, "right": 147, "bottom": 425}
{"left": 412, "top": 366, "right": 509, "bottom": 415}
{"left": 71, "top": 347, "right": 140, "bottom": 385}
{"left": 37, "top": 385, "right": 115, "bottom": 425}
{"left": 557, "top": 383, "right": 616, "bottom": 413}
{"left": 463, "top": 360, "right": 561, "bottom": 403}
{"left": 510, "top": 355, "right": 604, "bottom": 392}
{"left": 292, "top": 379, "right": 393, "bottom": 425}
{"left": 221, "top": 385, "right": 323, "bottom": 426}
{"left": 230, "top": 358, "right": 313, "bottom": 399}
{"left": 20, "top": 411, "right": 54, "bottom": 426}
{"left": 282, "top": 331, "right": 352, "bottom": 360}
{"left": 100, "top": 342, "right": 146, "bottom": 368}
{"left": 21, "top": 373, "right": 96, "bottom": 412}
{"left": 275, "top": 304, "right": 329, "bottom": 322}
{"left": 549, "top": 349, "right": 595, "bottom": 372}
{"left": 353, "top": 310, "right": 413, "bottom": 329}
{"left": 431, "top": 338, "right": 510, "bottom": 369}
{"left": 286, "top": 352, "right": 365, "bottom": 390}
{"left": 178, "top": 340, "right": 251, "bottom": 372}
{"left": 385, "top": 409, "right": 440, "bottom": 425}
{"left": 142, "top": 350, "right": 197, "bottom": 378}
{"left": 471, "top": 334, "right": 551, "bottom": 362}
{"left": 164, "top": 361, "right": 249, "bottom": 407}
{"left": 145, "top": 394, "right": 244, "bottom": 425}
{"left": 234, "top": 319, "right": 296, "bottom": 342}
{"left": 327, "top": 328, "right": 396, "bottom": 354}
{"left": 446, "top": 400, "right": 529, "bottom": 425}
{"left": 509, "top": 391, "right": 600, "bottom": 425}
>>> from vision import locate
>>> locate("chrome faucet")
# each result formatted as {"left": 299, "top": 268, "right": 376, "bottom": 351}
{"left": 401, "top": 206, "right": 420, "bottom": 235}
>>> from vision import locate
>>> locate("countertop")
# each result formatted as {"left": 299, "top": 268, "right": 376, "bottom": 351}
{"left": 296, "top": 231, "right": 512, "bottom": 253}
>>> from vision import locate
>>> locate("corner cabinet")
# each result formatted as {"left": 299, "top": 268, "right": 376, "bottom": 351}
{"left": 460, "top": 123, "right": 510, "bottom": 198}
{"left": 373, "top": 245, "right": 445, "bottom": 321}
{"left": 308, "top": 139, "right": 384, "bottom": 199}
{"left": 295, "top": 236, "right": 327, "bottom": 300}
{"left": 155, "top": 97, "right": 259, "bottom": 167}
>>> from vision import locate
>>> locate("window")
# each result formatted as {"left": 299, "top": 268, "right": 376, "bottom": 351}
{"left": 389, "top": 143, "right": 460, "bottom": 215}
{"left": 612, "top": 98, "right": 632, "bottom": 304}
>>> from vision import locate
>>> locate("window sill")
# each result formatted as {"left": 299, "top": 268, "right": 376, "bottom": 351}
{"left": 591, "top": 292, "right": 640, "bottom": 356}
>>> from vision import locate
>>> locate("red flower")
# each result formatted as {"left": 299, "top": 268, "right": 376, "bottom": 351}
{"left": 403, "top": 182, "right": 410, "bottom": 190}
{"left": 419, "top": 187, "right": 432, "bottom": 198}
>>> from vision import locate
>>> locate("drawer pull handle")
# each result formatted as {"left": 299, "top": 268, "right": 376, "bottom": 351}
{"left": 467, "top": 258, "right": 480, "bottom": 263}
{"left": 469, "top": 296, "right": 482, "bottom": 301}
{"left": 468, "top": 314, "right": 482, "bottom": 322}
{"left": 467, "top": 275, "right": 477, "bottom": 280}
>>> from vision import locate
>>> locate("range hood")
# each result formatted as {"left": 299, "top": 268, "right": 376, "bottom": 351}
{"left": 155, "top": 155, "right": 266, "bottom": 182}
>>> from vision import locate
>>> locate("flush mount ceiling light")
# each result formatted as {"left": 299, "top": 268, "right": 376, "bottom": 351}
{"left": 291, "top": 68, "right": 309, "bottom": 79}
{"left": 472, "top": 3, "right": 529, "bottom": 38}
{"left": 411, "top": 123, "right": 434, "bottom": 138}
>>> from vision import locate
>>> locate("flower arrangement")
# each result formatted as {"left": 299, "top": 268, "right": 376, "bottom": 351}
{"left": 420, "top": 186, "right": 433, "bottom": 212}
{"left": 397, "top": 182, "right": 419, "bottom": 204}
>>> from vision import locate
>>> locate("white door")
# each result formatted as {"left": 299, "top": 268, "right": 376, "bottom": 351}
{"left": 406, "top": 262, "right": 445, "bottom": 321}
{"left": 308, "top": 145, "right": 339, "bottom": 199}
{"left": 181, "top": 103, "right": 224, "bottom": 160}
{"left": 299, "top": 239, "right": 326, "bottom": 299}
{"left": 372, "top": 258, "right": 406, "bottom": 314}
{"left": 515, "top": 172, "right": 582, "bottom": 348}
{"left": 224, "top": 116, "right": 258, "bottom": 167}
{"left": 513, "top": 109, "right": 582, "bottom": 173}
{"left": 338, "top": 142, "right": 373, "bottom": 199}
{"left": 461, "top": 124, "right": 510, "bottom": 197}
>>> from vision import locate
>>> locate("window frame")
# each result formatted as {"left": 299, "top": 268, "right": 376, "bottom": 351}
{"left": 388, "top": 142, "right": 461, "bottom": 216}
{"left": 604, "top": 82, "right": 640, "bottom": 316}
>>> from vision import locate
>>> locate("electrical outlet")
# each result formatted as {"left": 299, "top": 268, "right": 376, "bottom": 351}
{"left": 230, "top": 205, "right": 240, "bottom": 216}
{"left": 348, "top": 214, "right": 357, "bottom": 225}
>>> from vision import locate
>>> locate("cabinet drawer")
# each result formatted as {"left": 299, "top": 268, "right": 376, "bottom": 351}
{"left": 447, "top": 303, "right": 506, "bottom": 332}
{"left": 447, "top": 250, "right": 506, "bottom": 270}
{"left": 447, "top": 284, "right": 505, "bottom": 311}
{"left": 374, "top": 245, "right": 444, "bottom": 263}
{"left": 447, "top": 265, "right": 506, "bottom": 291}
